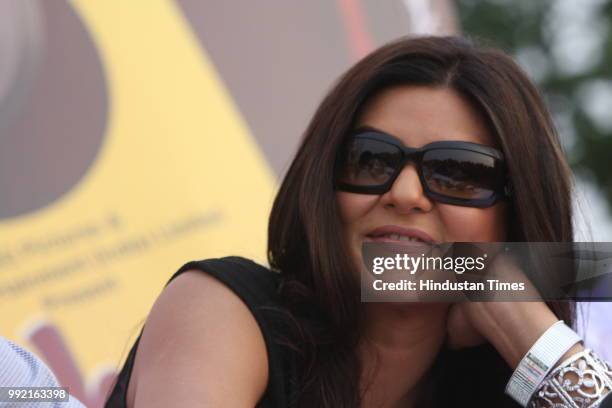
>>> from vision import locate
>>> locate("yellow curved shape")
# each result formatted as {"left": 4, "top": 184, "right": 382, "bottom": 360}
{"left": 0, "top": 0, "right": 276, "bottom": 384}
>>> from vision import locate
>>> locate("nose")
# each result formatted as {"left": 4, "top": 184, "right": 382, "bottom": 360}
{"left": 380, "top": 163, "right": 434, "bottom": 213}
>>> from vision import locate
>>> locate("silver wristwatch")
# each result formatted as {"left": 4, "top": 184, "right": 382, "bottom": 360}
{"left": 505, "top": 320, "right": 582, "bottom": 406}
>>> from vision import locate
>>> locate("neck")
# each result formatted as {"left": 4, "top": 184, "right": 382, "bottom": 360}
{"left": 358, "top": 302, "right": 449, "bottom": 408}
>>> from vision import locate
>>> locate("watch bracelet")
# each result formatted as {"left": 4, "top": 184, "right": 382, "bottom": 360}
{"left": 506, "top": 321, "right": 583, "bottom": 406}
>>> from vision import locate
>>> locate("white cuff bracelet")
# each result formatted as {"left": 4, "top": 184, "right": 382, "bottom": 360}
{"left": 505, "top": 320, "right": 583, "bottom": 407}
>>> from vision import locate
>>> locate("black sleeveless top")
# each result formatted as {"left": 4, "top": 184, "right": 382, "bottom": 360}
{"left": 105, "top": 256, "right": 299, "bottom": 408}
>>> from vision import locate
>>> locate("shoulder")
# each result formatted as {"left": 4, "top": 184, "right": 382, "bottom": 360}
{"left": 0, "top": 337, "right": 58, "bottom": 385}
{"left": 0, "top": 338, "right": 86, "bottom": 407}
{"left": 168, "top": 256, "right": 281, "bottom": 304}
{"left": 128, "top": 257, "right": 273, "bottom": 407}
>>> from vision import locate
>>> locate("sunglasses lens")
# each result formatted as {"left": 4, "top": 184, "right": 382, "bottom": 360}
{"left": 422, "top": 149, "right": 504, "bottom": 200}
{"left": 337, "top": 138, "right": 401, "bottom": 187}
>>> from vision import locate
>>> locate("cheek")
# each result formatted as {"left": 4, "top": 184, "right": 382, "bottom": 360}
{"left": 335, "top": 192, "right": 379, "bottom": 263}
{"left": 437, "top": 202, "right": 508, "bottom": 242}
{"left": 335, "top": 192, "right": 379, "bottom": 224}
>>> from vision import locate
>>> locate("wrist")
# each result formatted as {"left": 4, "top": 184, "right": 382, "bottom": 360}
{"left": 478, "top": 302, "right": 559, "bottom": 368}
{"left": 505, "top": 320, "right": 583, "bottom": 407}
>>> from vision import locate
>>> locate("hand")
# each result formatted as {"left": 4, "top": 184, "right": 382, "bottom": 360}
{"left": 447, "top": 300, "right": 559, "bottom": 365}
{"left": 445, "top": 251, "right": 560, "bottom": 368}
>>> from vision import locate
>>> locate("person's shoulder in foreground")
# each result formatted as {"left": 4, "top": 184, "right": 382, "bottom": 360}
{"left": 0, "top": 336, "right": 86, "bottom": 407}
{"left": 121, "top": 255, "right": 290, "bottom": 408}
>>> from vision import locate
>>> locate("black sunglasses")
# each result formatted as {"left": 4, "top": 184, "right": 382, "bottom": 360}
{"left": 334, "top": 128, "right": 512, "bottom": 208}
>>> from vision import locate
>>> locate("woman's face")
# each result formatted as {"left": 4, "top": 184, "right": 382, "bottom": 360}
{"left": 336, "top": 85, "right": 508, "bottom": 265}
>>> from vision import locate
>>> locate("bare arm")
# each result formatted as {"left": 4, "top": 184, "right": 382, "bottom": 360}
{"left": 127, "top": 270, "right": 269, "bottom": 408}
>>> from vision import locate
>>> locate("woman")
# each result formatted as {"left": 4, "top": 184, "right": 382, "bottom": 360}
{"left": 106, "top": 36, "right": 610, "bottom": 407}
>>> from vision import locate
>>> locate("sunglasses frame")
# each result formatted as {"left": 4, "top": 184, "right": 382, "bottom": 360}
{"left": 334, "top": 129, "right": 512, "bottom": 208}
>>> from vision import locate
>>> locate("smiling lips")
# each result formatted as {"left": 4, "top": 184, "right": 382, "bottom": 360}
{"left": 364, "top": 225, "right": 437, "bottom": 244}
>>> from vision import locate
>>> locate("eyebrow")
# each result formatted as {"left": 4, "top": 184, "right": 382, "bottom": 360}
{"left": 354, "top": 124, "right": 387, "bottom": 134}
{"left": 352, "top": 124, "right": 499, "bottom": 150}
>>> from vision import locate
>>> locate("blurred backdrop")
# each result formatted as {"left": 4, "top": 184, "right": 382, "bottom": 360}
{"left": 0, "top": 1, "right": 609, "bottom": 407}
{"left": 458, "top": 0, "right": 612, "bottom": 241}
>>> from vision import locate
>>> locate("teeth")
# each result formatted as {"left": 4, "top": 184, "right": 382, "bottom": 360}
{"left": 383, "top": 234, "right": 424, "bottom": 242}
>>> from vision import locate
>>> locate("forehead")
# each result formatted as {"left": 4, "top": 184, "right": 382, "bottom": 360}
{"left": 355, "top": 85, "right": 496, "bottom": 148}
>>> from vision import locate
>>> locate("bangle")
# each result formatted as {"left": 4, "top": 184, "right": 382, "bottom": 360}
{"left": 505, "top": 320, "right": 582, "bottom": 407}
{"left": 530, "top": 349, "right": 612, "bottom": 407}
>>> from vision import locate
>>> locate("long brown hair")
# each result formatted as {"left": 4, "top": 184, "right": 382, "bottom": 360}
{"left": 267, "top": 35, "right": 575, "bottom": 407}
